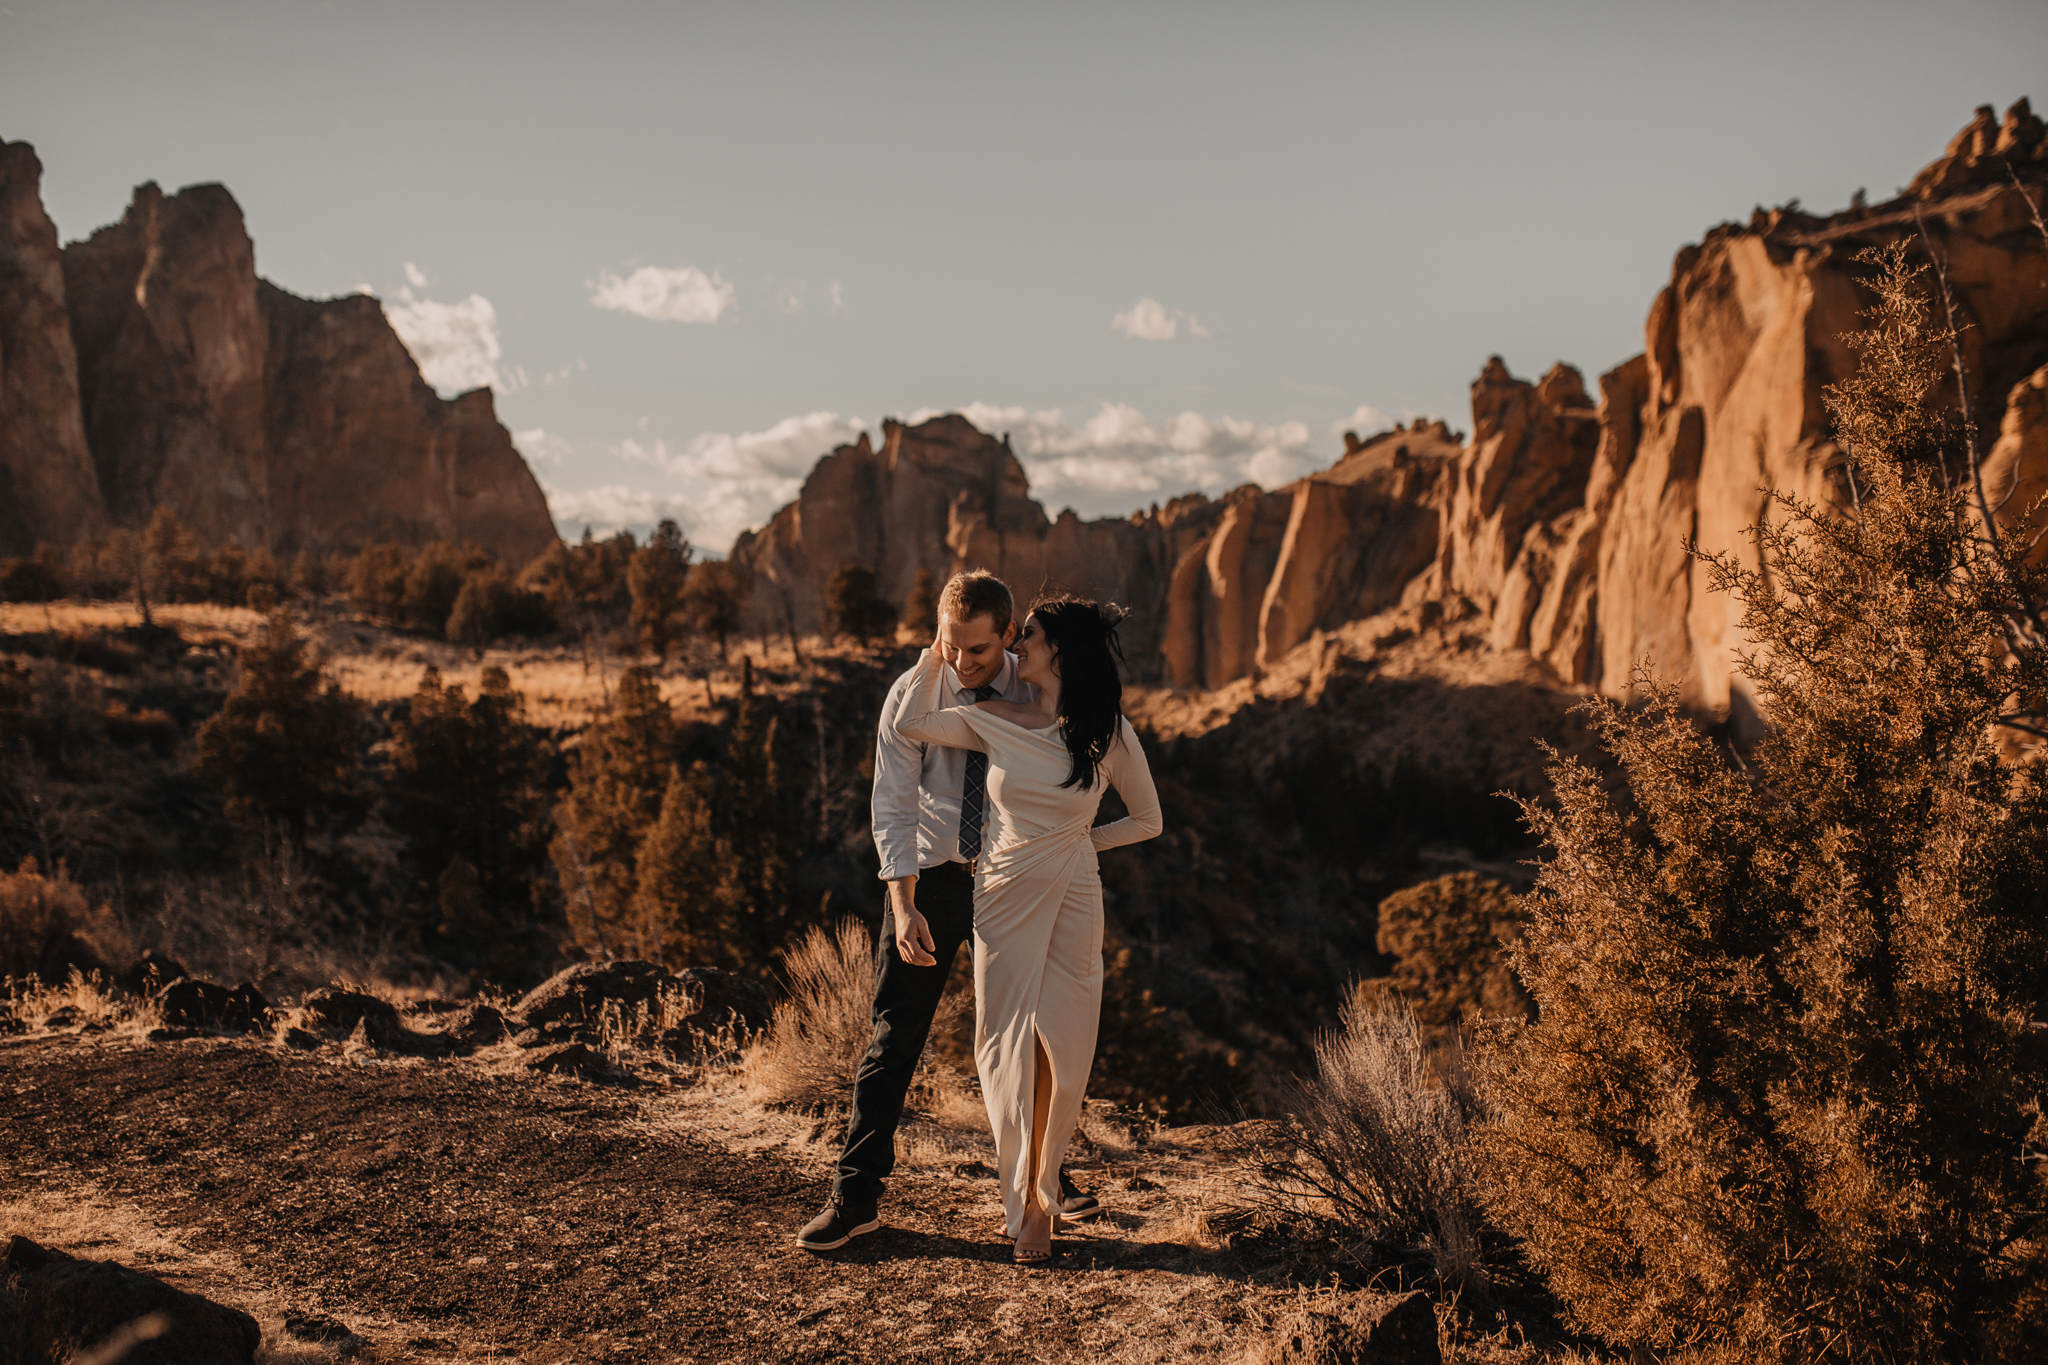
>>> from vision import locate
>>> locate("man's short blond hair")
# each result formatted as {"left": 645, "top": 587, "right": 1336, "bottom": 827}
{"left": 938, "top": 570, "right": 1014, "bottom": 634}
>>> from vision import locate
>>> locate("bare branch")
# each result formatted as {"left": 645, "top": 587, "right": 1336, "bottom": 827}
{"left": 2010, "top": 164, "right": 2048, "bottom": 250}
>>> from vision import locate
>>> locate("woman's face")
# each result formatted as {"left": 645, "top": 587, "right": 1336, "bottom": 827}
{"left": 1013, "top": 614, "right": 1059, "bottom": 687}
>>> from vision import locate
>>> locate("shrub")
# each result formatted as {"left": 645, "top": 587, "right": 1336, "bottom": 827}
{"left": 1475, "top": 243, "right": 2048, "bottom": 1360}
{"left": 1363, "top": 872, "right": 1530, "bottom": 1032}
{"left": 825, "top": 564, "right": 895, "bottom": 644}
{"left": 745, "top": 917, "right": 964, "bottom": 1110}
{"left": 1245, "top": 990, "right": 1489, "bottom": 1287}
{"left": 446, "top": 566, "right": 521, "bottom": 646}
{"left": 0, "top": 546, "right": 66, "bottom": 603}
{"left": 402, "top": 542, "right": 491, "bottom": 633}
{"left": 0, "top": 859, "right": 118, "bottom": 983}
{"left": 349, "top": 543, "right": 412, "bottom": 623}
{"left": 195, "top": 611, "right": 363, "bottom": 828}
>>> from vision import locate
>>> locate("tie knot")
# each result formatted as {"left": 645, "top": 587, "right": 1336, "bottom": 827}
{"left": 973, "top": 684, "right": 998, "bottom": 702}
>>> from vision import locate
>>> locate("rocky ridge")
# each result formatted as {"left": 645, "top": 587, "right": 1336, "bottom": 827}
{"left": 0, "top": 140, "right": 557, "bottom": 564}
{"left": 732, "top": 101, "right": 2048, "bottom": 727}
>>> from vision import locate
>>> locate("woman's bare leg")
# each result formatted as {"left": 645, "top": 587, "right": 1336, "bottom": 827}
{"left": 1016, "top": 1033, "right": 1055, "bottom": 1258}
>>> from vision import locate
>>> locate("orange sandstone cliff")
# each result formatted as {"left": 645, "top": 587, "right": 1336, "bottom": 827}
{"left": 733, "top": 101, "right": 2048, "bottom": 725}
{"left": 0, "top": 140, "right": 557, "bottom": 564}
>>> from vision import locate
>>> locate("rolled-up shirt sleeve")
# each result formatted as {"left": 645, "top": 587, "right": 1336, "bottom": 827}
{"left": 1091, "top": 719, "right": 1163, "bottom": 851}
{"left": 872, "top": 673, "right": 925, "bottom": 882}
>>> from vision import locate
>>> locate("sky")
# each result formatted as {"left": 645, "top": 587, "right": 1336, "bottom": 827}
{"left": 3, "top": 1, "right": 2043, "bottom": 552}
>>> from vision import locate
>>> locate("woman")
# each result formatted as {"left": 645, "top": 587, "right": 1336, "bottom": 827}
{"left": 895, "top": 596, "right": 1162, "bottom": 1263}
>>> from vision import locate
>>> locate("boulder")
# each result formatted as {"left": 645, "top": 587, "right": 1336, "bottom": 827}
{"left": 118, "top": 950, "right": 188, "bottom": 997}
{"left": 297, "top": 988, "right": 402, "bottom": 1045}
{"left": 1269, "top": 1290, "right": 1440, "bottom": 1365}
{"left": 513, "top": 960, "right": 674, "bottom": 1032}
{"left": 1, "top": 1235, "right": 259, "bottom": 1365}
{"left": 672, "top": 967, "right": 773, "bottom": 1035}
{"left": 157, "top": 979, "right": 268, "bottom": 1033}
{"left": 283, "top": 1311, "right": 364, "bottom": 1357}
{"left": 443, "top": 1003, "right": 509, "bottom": 1046}
{"left": 521, "top": 1041, "right": 605, "bottom": 1077}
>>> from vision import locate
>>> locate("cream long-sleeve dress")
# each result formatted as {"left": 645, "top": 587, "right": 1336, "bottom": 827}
{"left": 896, "top": 650, "right": 1163, "bottom": 1236}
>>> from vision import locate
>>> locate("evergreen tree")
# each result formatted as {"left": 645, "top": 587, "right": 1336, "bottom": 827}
{"left": 629, "top": 762, "right": 726, "bottom": 964}
{"left": 1476, "top": 243, "right": 2048, "bottom": 1361}
{"left": 386, "top": 665, "right": 555, "bottom": 977}
{"left": 195, "top": 611, "right": 363, "bottom": 828}
{"left": 627, "top": 519, "right": 692, "bottom": 662}
{"left": 825, "top": 563, "right": 895, "bottom": 645}
{"left": 714, "top": 657, "right": 793, "bottom": 961}
{"left": 550, "top": 664, "right": 676, "bottom": 955}
{"left": 684, "top": 558, "right": 745, "bottom": 661}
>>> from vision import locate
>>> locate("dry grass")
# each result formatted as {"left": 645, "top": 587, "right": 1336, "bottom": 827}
{"left": 6, "top": 968, "right": 163, "bottom": 1037}
{"left": 743, "top": 917, "right": 975, "bottom": 1123}
{"left": 1236, "top": 990, "right": 1491, "bottom": 1290}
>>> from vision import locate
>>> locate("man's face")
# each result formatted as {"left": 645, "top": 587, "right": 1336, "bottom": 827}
{"left": 937, "top": 611, "right": 1016, "bottom": 691}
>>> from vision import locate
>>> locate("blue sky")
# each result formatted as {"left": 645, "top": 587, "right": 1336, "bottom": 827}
{"left": 4, "top": 0, "right": 2043, "bottom": 550}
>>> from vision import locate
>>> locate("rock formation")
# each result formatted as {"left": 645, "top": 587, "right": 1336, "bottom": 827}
{"left": 0, "top": 140, "right": 557, "bottom": 565}
{"left": 732, "top": 101, "right": 2048, "bottom": 727}
{"left": 0, "top": 142, "right": 104, "bottom": 555}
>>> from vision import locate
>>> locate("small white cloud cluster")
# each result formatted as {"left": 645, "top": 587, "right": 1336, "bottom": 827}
{"left": 545, "top": 411, "right": 867, "bottom": 552}
{"left": 383, "top": 280, "right": 504, "bottom": 396}
{"left": 1111, "top": 297, "right": 1212, "bottom": 342}
{"left": 590, "top": 264, "right": 736, "bottom": 324}
{"left": 909, "top": 401, "right": 1319, "bottom": 517}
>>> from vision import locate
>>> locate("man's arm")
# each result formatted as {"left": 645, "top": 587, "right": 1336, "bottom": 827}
{"left": 872, "top": 671, "right": 937, "bottom": 966}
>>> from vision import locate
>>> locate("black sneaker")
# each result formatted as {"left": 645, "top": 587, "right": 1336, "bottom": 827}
{"left": 796, "top": 1198, "right": 880, "bottom": 1251}
{"left": 1058, "top": 1169, "right": 1103, "bottom": 1221}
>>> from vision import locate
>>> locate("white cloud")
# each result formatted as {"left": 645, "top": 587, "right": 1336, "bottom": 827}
{"left": 1333, "top": 404, "right": 1393, "bottom": 437}
{"left": 906, "top": 401, "right": 1319, "bottom": 517}
{"left": 512, "top": 428, "right": 574, "bottom": 469}
{"left": 1111, "top": 297, "right": 1212, "bottom": 342}
{"left": 546, "top": 411, "right": 867, "bottom": 552}
{"left": 830, "top": 281, "right": 846, "bottom": 310}
{"left": 403, "top": 261, "right": 430, "bottom": 288}
{"left": 590, "top": 264, "right": 736, "bottom": 324}
{"left": 383, "top": 286, "right": 503, "bottom": 395}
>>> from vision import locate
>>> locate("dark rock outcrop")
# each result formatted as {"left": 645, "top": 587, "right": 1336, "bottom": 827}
{"left": 1, "top": 1235, "right": 260, "bottom": 1365}
{"left": 156, "top": 978, "right": 268, "bottom": 1033}
{"left": 0, "top": 140, "right": 558, "bottom": 564}
{"left": 514, "top": 960, "right": 674, "bottom": 1032}
{"left": 297, "top": 987, "right": 402, "bottom": 1045}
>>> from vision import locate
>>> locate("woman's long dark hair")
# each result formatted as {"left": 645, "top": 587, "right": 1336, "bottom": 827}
{"left": 1032, "top": 596, "right": 1127, "bottom": 789}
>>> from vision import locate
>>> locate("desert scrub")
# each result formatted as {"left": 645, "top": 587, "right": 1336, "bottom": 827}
{"left": 8, "top": 967, "right": 163, "bottom": 1035}
{"left": 1475, "top": 242, "right": 2048, "bottom": 1360}
{"left": 1239, "top": 990, "right": 1492, "bottom": 1290}
{"left": 744, "top": 917, "right": 968, "bottom": 1115}
{"left": 1361, "top": 872, "right": 1530, "bottom": 1033}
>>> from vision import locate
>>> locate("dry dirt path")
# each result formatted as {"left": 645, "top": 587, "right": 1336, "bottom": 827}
{"left": 0, "top": 1033, "right": 1287, "bottom": 1364}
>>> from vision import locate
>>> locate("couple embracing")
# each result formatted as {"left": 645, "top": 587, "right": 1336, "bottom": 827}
{"left": 797, "top": 570, "right": 1163, "bottom": 1264}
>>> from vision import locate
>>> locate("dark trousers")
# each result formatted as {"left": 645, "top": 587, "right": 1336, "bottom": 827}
{"left": 834, "top": 859, "right": 974, "bottom": 1207}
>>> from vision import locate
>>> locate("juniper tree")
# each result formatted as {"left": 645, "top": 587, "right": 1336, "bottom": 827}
{"left": 627, "top": 519, "right": 692, "bottom": 662}
{"left": 550, "top": 664, "right": 675, "bottom": 955}
{"left": 195, "top": 611, "right": 362, "bottom": 829}
{"left": 1476, "top": 243, "right": 2048, "bottom": 1361}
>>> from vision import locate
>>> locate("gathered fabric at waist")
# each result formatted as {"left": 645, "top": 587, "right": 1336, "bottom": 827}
{"left": 973, "top": 816, "right": 1096, "bottom": 888}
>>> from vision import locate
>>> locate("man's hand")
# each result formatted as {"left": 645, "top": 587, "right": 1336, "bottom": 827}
{"left": 888, "top": 876, "right": 936, "bottom": 966}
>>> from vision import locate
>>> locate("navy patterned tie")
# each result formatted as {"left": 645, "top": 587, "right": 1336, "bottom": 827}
{"left": 958, "top": 683, "right": 999, "bottom": 866}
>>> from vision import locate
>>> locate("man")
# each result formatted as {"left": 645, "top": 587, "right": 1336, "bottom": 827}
{"left": 797, "top": 570, "right": 1101, "bottom": 1251}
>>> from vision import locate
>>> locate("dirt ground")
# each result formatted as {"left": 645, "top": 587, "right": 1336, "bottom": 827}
{"left": 0, "top": 1030, "right": 1328, "bottom": 1365}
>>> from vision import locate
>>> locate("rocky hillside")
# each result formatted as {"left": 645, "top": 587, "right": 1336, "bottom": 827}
{"left": 732, "top": 101, "right": 2048, "bottom": 731}
{"left": 0, "top": 140, "right": 557, "bottom": 564}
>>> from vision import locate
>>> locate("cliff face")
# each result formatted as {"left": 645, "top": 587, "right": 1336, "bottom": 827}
{"left": 732, "top": 102, "right": 2048, "bottom": 721}
{"left": 0, "top": 143, "right": 557, "bottom": 565}
{"left": 0, "top": 142, "right": 103, "bottom": 555}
